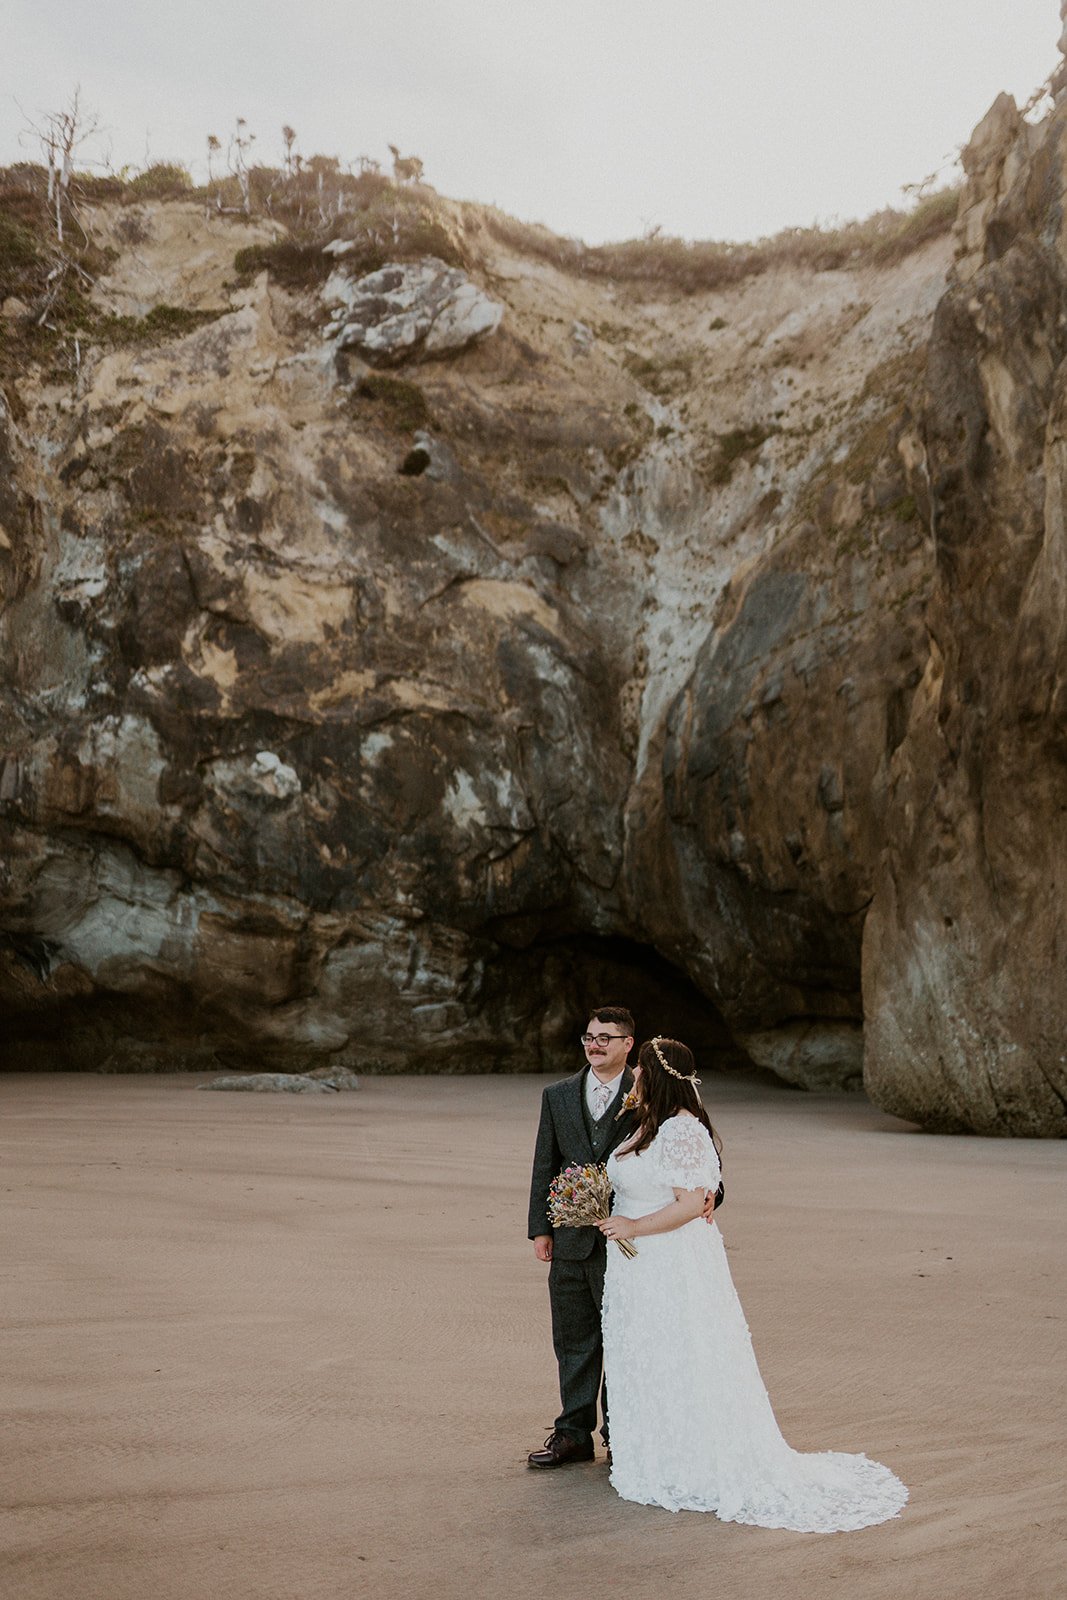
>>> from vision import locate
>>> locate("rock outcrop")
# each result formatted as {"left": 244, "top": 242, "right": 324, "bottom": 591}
{"left": 322, "top": 256, "right": 503, "bottom": 364}
{"left": 202, "top": 1074, "right": 337, "bottom": 1092}
{"left": 862, "top": 68, "right": 1067, "bottom": 1134}
{"left": 201, "top": 1068, "right": 360, "bottom": 1091}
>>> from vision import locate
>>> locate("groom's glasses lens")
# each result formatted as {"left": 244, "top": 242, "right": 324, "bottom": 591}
{"left": 581, "top": 1033, "right": 626, "bottom": 1046}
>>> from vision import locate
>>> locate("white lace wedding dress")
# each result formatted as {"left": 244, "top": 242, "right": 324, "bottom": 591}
{"left": 602, "top": 1115, "right": 908, "bottom": 1531}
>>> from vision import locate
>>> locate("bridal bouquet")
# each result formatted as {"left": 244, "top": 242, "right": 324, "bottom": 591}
{"left": 547, "top": 1163, "right": 637, "bottom": 1259}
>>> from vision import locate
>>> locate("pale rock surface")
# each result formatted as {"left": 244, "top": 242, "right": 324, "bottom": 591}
{"left": 303, "top": 1065, "right": 361, "bottom": 1089}
{"left": 85, "top": 200, "right": 277, "bottom": 315}
{"left": 322, "top": 256, "right": 503, "bottom": 365}
{"left": 953, "top": 94, "right": 1030, "bottom": 284}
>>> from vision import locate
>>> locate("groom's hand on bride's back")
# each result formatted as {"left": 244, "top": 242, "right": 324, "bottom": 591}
{"left": 701, "top": 1182, "right": 725, "bottom": 1223}
{"left": 533, "top": 1234, "right": 553, "bottom": 1262}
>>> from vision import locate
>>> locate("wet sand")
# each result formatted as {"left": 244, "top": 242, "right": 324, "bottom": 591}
{"left": 1, "top": 1071, "right": 1064, "bottom": 1600}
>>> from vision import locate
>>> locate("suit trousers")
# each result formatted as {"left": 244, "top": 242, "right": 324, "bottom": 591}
{"left": 548, "top": 1247, "right": 609, "bottom": 1444}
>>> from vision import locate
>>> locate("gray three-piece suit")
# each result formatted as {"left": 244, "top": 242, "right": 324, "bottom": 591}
{"left": 527, "top": 1066, "right": 638, "bottom": 1445}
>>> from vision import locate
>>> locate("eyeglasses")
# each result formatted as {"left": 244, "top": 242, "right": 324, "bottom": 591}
{"left": 581, "top": 1033, "right": 630, "bottom": 1047}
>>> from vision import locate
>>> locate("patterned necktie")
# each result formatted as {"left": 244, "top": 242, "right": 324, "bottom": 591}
{"left": 594, "top": 1082, "right": 611, "bottom": 1120}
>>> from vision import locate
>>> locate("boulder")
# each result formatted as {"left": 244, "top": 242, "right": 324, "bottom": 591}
{"left": 201, "top": 1074, "right": 337, "bottom": 1092}
{"left": 322, "top": 257, "right": 503, "bottom": 365}
{"left": 303, "top": 1066, "right": 361, "bottom": 1090}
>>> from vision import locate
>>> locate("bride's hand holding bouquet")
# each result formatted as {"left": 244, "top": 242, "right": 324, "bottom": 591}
{"left": 598, "top": 1213, "right": 639, "bottom": 1247}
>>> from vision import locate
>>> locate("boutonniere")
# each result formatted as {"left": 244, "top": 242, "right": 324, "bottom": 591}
{"left": 616, "top": 1087, "right": 639, "bottom": 1117}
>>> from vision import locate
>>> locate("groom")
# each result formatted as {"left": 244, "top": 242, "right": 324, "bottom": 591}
{"left": 526, "top": 1004, "right": 639, "bottom": 1468}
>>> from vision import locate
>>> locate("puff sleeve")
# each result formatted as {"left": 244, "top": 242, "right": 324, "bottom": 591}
{"left": 655, "top": 1116, "right": 721, "bottom": 1191}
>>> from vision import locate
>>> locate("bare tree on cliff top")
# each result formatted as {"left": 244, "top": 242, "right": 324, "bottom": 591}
{"left": 22, "top": 87, "right": 100, "bottom": 244}
{"left": 282, "top": 124, "right": 298, "bottom": 181}
{"left": 228, "top": 117, "right": 255, "bottom": 215}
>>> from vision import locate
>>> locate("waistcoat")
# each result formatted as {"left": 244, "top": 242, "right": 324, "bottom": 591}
{"left": 582, "top": 1081, "right": 624, "bottom": 1160}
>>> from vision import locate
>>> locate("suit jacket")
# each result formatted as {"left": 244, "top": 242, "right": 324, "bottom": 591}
{"left": 527, "top": 1066, "right": 639, "bottom": 1260}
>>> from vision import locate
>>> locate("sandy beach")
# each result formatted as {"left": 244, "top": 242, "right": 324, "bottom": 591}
{"left": 1, "top": 1071, "right": 1064, "bottom": 1600}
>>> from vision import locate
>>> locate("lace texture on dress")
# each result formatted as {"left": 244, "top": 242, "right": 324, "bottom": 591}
{"left": 653, "top": 1115, "right": 720, "bottom": 1191}
{"left": 601, "top": 1115, "right": 907, "bottom": 1532}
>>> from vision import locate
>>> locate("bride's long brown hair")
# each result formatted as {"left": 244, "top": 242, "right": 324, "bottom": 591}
{"left": 624, "top": 1038, "right": 722, "bottom": 1159}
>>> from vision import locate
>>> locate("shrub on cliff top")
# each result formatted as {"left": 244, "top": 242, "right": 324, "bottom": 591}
{"left": 862, "top": 187, "right": 961, "bottom": 265}
{"left": 0, "top": 215, "right": 43, "bottom": 299}
{"left": 327, "top": 188, "right": 467, "bottom": 269}
{"left": 69, "top": 164, "right": 193, "bottom": 204}
{"left": 121, "top": 162, "right": 194, "bottom": 200}
{"left": 234, "top": 189, "right": 468, "bottom": 290}
{"left": 233, "top": 238, "right": 335, "bottom": 289}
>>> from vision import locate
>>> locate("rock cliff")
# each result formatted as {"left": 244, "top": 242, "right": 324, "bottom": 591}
{"left": 0, "top": 66, "right": 1064, "bottom": 1130}
{"left": 863, "top": 71, "right": 1067, "bottom": 1134}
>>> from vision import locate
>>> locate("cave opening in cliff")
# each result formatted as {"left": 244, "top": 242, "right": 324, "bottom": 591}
{"left": 490, "top": 932, "right": 754, "bottom": 1077}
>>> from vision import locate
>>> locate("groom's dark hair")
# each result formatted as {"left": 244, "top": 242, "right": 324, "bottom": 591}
{"left": 588, "top": 1004, "right": 634, "bottom": 1035}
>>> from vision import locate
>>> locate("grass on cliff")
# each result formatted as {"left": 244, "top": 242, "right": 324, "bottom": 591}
{"left": 480, "top": 186, "right": 961, "bottom": 292}
{"left": 351, "top": 373, "right": 432, "bottom": 431}
{"left": 92, "top": 304, "right": 226, "bottom": 344}
{"left": 0, "top": 167, "right": 117, "bottom": 377}
{"left": 708, "top": 424, "right": 776, "bottom": 484}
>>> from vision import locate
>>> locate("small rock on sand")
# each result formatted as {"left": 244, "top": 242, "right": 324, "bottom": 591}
{"left": 200, "top": 1072, "right": 358, "bottom": 1093}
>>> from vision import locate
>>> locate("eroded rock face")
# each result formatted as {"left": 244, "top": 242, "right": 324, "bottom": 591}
{"left": 0, "top": 254, "right": 638, "bottom": 1073}
{"left": 862, "top": 83, "right": 1067, "bottom": 1135}
{"left": 6, "top": 144, "right": 1061, "bottom": 1129}
{"left": 622, "top": 490, "right": 932, "bottom": 1090}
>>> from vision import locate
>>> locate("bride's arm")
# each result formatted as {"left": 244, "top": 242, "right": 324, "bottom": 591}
{"left": 598, "top": 1187, "right": 705, "bottom": 1242}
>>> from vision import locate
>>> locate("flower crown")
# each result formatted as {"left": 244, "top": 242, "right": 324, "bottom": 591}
{"left": 649, "top": 1036, "right": 701, "bottom": 1086}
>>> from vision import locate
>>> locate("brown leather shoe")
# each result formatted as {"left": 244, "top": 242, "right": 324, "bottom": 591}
{"left": 527, "top": 1431, "right": 595, "bottom": 1469}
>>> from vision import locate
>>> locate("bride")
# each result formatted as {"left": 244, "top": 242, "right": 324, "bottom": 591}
{"left": 597, "top": 1037, "right": 907, "bottom": 1532}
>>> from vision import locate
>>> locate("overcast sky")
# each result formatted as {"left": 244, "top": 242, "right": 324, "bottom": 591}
{"left": 1, "top": 1, "right": 1059, "bottom": 245}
